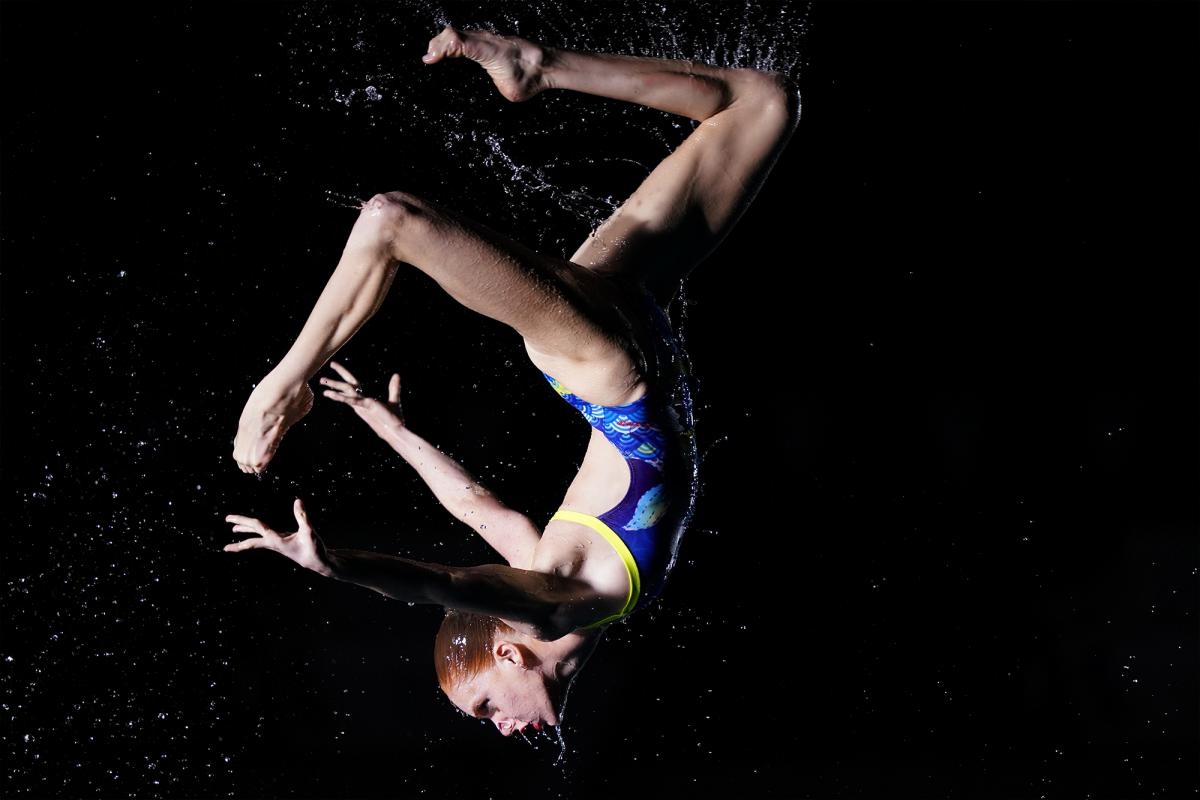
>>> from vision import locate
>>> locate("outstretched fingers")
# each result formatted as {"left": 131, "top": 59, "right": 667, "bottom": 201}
{"left": 320, "top": 385, "right": 367, "bottom": 408}
{"left": 225, "top": 513, "right": 273, "bottom": 533}
{"left": 320, "top": 362, "right": 403, "bottom": 410}
{"left": 327, "top": 360, "right": 360, "bottom": 387}
{"left": 223, "top": 514, "right": 279, "bottom": 552}
{"left": 320, "top": 361, "right": 365, "bottom": 405}
{"left": 223, "top": 537, "right": 268, "bottom": 553}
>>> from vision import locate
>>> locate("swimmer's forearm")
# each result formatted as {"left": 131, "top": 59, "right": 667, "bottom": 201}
{"left": 380, "top": 425, "right": 540, "bottom": 565}
{"left": 381, "top": 425, "right": 493, "bottom": 521}
{"left": 324, "top": 552, "right": 557, "bottom": 626}
{"left": 543, "top": 48, "right": 764, "bottom": 121}
{"left": 325, "top": 549, "right": 450, "bottom": 604}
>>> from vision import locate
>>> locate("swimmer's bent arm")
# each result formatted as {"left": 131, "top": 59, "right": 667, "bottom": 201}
{"left": 324, "top": 553, "right": 594, "bottom": 640}
{"left": 371, "top": 426, "right": 542, "bottom": 567}
{"left": 224, "top": 500, "right": 591, "bottom": 639}
{"left": 320, "top": 362, "right": 542, "bottom": 568}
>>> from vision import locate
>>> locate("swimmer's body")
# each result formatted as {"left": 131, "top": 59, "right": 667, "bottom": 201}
{"left": 225, "top": 26, "right": 797, "bottom": 736}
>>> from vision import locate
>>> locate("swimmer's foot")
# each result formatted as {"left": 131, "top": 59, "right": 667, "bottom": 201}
{"left": 423, "top": 26, "right": 548, "bottom": 102}
{"left": 231, "top": 379, "right": 314, "bottom": 474}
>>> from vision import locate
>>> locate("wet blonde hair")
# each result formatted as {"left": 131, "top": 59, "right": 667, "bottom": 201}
{"left": 433, "top": 610, "right": 516, "bottom": 695}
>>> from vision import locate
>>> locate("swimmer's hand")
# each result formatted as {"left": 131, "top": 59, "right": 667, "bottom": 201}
{"left": 422, "top": 26, "right": 548, "bottom": 103}
{"left": 224, "top": 498, "right": 332, "bottom": 577}
{"left": 232, "top": 376, "right": 314, "bottom": 474}
{"left": 319, "top": 360, "right": 405, "bottom": 443}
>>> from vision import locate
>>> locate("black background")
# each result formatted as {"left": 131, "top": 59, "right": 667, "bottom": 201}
{"left": 2, "top": 2, "right": 1197, "bottom": 798}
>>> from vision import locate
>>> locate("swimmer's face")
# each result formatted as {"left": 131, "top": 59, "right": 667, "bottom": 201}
{"left": 445, "top": 660, "right": 563, "bottom": 736}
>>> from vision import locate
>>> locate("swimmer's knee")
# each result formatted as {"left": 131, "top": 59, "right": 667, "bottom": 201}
{"left": 746, "top": 70, "right": 800, "bottom": 129}
{"left": 357, "top": 191, "right": 435, "bottom": 250}
{"left": 360, "top": 191, "right": 426, "bottom": 224}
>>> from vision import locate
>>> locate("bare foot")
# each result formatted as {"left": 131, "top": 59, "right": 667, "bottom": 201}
{"left": 422, "top": 26, "right": 548, "bottom": 102}
{"left": 231, "top": 379, "right": 314, "bottom": 473}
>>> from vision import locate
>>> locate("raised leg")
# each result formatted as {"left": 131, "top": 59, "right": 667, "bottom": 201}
{"left": 232, "top": 27, "right": 799, "bottom": 474}
{"left": 232, "top": 191, "right": 636, "bottom": 473}
{"left": 424, "top": 27, "right": 799, "bottom": 299}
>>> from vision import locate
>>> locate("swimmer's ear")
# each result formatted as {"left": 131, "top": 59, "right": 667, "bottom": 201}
{"left": 492, "top": 640, "right": 527, "bottom": 669}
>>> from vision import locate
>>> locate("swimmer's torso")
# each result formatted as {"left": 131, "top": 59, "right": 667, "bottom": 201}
{"left": 526, "top": 288, "right": 697, "bottom": 625}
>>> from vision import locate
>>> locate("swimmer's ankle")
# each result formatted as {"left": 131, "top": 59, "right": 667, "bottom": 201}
{"left": 539, "top": 46, "right": 564, "bottom": 93}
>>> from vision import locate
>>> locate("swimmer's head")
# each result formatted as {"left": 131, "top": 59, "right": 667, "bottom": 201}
{"left": 434, "top": 610, "right": 565, "bottom": 736}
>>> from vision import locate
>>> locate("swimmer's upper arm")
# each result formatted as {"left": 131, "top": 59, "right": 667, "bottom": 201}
{"left": 326, "top": 551, "right": 582, "bottom": 638}
{"left": 441, "top": 563, "right": 604, "bottom": 640}
{"left": 455, "top": 497, "right": 543, "bottom": 568}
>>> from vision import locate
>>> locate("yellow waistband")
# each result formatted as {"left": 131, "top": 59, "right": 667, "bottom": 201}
{"left": 550, "top": 509, "right": 640, "bottom": 628}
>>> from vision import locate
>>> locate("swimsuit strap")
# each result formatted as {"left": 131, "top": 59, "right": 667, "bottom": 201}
{"left": 550, "top": 509, "right": 641, "bottom": 628}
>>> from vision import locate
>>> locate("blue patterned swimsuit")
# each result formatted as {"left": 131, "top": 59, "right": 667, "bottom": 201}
{"left": 544, "top": 296, "right": 697, "bottom": 626}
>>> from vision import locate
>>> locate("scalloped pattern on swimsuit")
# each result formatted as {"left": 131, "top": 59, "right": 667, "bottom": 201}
{"left": 543, "top": 373, "right": 673, "bottom": 618}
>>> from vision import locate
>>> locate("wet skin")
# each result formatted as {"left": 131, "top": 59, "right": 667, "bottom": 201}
{"left": 445, "top": 664, "right": 566, "bottom": 736}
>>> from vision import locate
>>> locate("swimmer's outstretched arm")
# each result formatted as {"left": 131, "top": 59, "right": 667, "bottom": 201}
{"left": 224, "top": 499, "right": 600, "bottom": 640}
{"left": 319, "top": 361, "right": 541, "bottom": 567}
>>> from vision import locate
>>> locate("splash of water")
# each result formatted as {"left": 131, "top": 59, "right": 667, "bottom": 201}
{"left": 283, "top": 0, "right": 810, "bottom": 252}
{"left": 323, "top": 189, "right": 368, "bottom": 211}
{"left": 511, "top": 722, "right": 569, "bottom": 764}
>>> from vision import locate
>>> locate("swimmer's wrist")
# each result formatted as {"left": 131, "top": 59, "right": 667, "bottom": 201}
{"left": 315, "top": 551, "right": 339, "bottom": 579}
